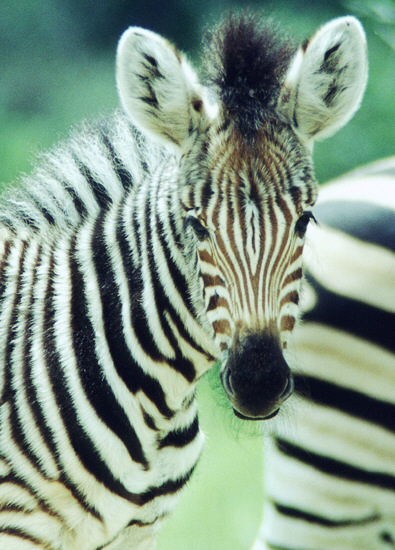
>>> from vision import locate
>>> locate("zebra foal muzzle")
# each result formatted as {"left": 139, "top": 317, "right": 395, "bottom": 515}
{"left": 220, "top": 333, "right": 294, "bottom": 420}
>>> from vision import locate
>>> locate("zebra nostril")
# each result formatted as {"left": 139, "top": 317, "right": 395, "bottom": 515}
{"left": 279, "top": 374, "right": 294, "bottom": 402}
{"left": 222, "top": 368, "right": 235, "bottom": 398}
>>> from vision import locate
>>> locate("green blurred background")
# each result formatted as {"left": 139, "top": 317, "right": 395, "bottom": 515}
{"left": 0, "top": 1, "right": 394, "bottom": 548}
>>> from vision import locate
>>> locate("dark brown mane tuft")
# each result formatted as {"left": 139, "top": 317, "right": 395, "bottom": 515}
{"left": 203, "top": 12, "right": 297, "bottom": 137}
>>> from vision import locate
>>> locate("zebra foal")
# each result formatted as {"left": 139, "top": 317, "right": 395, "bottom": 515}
{"left": 253, "top": 157, "right": 395, "bottom": 549}
{"left": 0, "top": 13, "right": 367, "bottom": 550}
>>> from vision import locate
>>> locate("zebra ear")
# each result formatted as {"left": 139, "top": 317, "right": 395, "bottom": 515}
{"left": 116, "top": 27, "right": 210, "bottom": 148}
{"left": 278, "top": 17, "right": 368, "bottom": 141}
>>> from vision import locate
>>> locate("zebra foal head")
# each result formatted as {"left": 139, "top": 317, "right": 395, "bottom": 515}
{"left": 116, "top": 14, "right": 367, "bottom": 420}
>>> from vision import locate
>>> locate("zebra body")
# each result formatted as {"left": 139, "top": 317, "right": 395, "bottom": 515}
{"left": 0, "top": 113, "right": 212, "bottom": 550}
{"left": 0, "top": 14, "right": 367, "bottom": 550}
{"left": 254, "top": 157, "right": 395, "bottom": 549}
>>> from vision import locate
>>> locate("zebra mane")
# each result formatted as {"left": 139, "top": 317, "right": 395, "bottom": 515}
{"left": 203, "top": 12, "right": 297, "bottom": 137}
{"left": 0, "top": 111, "right": 165, "bottom": 236}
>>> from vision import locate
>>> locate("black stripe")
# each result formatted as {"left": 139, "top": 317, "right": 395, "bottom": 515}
{"left": 137, "top": 464, "right": 197, "bottom": 506}
{"left": 23, "top": 250, "right": 99, "bottom": 520}
{"left": 42, "top": 246, "right": 103, "bottom": 520}
{"left": 0, "top": 241, "right": 11, "bottom": 302}
{"left": 0, "top": 526, "right": 51, "bottom": 548}
{"left": 62, "top": 181, "right": 88, "bottom": 219}
{"left": 141, "top": 409, "right": 159, "bottom": 431}
{"left": 100, "top": 211, "right": 174, "bottom": 418}
{"left": 115, "top": 207, "right": 163, "bottom": 362}
{"left": 158, "top": 416, "right": 199, "bottom": 449}
{"left": 74, "top": 158, "right": 112, "bottom": 211}
{"left": 101, "top": 133, "right": 134, "bottom": 191}
{"left": 0, "top": 472, "right": 63, "bottom": 521}
{"left": 10, "top": 245, "right": 52, "bottom": 477}
{"left": 314, "top": 200, "right": 395, "bottom": 253}
{"left": 201, "top": 174, "right": 214, "bottom": 209}
{"left": 275, "top": 438, "right": 395, "bottom": 491}
{"left": 24, "top": 251, "right": 59, "bottom": 469}
{"left": 46, "top": 166, "right": 88, "bottom": 220}
{"left": 304, "top": 272, "right": 395, "bottom": 354}
{"left": 70, "top": 229, "right": 149, "bottom": 468}
{"left": 156, "top": 212, "right": 196, "bottom": 316}
{"left": 273, "top": 501, "right": 380, "bottom": 528}
{"left": 0, "top": 241, "right": 14, "bottom": 404}
{"left": 3, "top": 242, "right": 27, "bottom": 408}
{"left": 294, "top": 374, "right": 395, "bottom": 434}
{"left": 167, "top": 194, "right": 184, "bottom": 251}
{"left": 46, "top": 254, "right": 138, "bottom": 505}
{"left": 127, "top": 518, "right": 159, "bottom": 527}
{"left": 29, "top": 196, "right": 56, "bottom": 226}
{"left": 131, "top": 203, "right": 142, "bottom": 257}
{"left": 143, "top": 193, "right": 175, "bottom": 354}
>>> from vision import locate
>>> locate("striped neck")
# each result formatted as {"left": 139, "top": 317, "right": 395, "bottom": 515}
{"left": 107, "top": 166, "right": 219, "bottom": 409}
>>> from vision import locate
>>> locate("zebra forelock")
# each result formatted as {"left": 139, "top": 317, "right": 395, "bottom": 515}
{"left": 203, "top": 12, "right": 297, "bottom": 137}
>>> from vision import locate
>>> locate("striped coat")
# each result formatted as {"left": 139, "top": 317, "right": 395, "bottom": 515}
{"left": 0, "top": 13, "right": 367, "bottom": 550}
{"left": 254, "top": 157, "right": 395, "bottom": 549}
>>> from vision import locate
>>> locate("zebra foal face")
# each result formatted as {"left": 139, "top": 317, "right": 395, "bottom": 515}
{"left": 117, "top": 14, "right": 367, "bottom": 419}
{"left": 181, "top": 122, "right": 317, "bottom": 420}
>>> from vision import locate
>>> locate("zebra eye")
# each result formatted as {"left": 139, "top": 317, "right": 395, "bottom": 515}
{"left": 187, "top": 216, "right": 210, "bottom": 241}
{"left": 295, "top": 211, "right": 317, "bottom": 238}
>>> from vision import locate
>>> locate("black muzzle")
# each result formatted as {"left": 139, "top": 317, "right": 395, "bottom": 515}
{"left": 220, "top": 332, "right": 293, "bottom": 420}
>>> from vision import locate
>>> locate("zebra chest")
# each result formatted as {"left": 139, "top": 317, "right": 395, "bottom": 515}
{"left": 0, "top": 375, "right": 205, "bottom": 550}
{"left": 63, "top": 411, "right": 205, "bottom": 549}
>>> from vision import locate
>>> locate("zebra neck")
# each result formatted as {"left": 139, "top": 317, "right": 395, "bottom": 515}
{"left": 72, "top": 167, "right": 218, "bottom": 414}
{"left": 134, "top": 165, "right": 218, "bottom": 355}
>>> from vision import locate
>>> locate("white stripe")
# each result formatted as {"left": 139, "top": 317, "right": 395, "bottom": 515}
{"left": 305, "top": 224, "right": 395, "bottom": 313}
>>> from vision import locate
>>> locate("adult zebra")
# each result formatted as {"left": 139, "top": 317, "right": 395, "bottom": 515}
{"left": 0, "top": 13, "right": 367, "bottom": 550}
{"left": 253, "top": 156, "right": 395, "bottom": 550}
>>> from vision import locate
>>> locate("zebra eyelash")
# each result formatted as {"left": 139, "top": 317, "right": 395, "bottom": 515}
{"left": 294, "top": 211, "right": 317, "bottom": 238}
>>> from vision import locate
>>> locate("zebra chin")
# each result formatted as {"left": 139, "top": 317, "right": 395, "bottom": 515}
{"left": 220, "top": 332, "right": 294, "bottom": 420}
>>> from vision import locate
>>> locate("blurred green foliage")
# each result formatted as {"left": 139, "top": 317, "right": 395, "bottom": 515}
{"left": 0, "top": 1, "right": 394, "bottom": 549}
{"left": 1, "top": 0, "right": 394, "bottom": 187}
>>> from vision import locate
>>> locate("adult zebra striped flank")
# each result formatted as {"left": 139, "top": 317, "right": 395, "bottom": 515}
{"left": 253, "top": 156, "right": 395, "bottom": 550}
{"left": 0, "top": 13, "right": 367, "bottom": 550}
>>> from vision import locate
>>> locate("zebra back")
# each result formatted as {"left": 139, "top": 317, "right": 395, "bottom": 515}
{"left": 254, "top": 156, "right": 395, "bottom": 549}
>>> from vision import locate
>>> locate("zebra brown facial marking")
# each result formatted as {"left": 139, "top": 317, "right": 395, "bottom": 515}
{"left": 186, "top": 117, "right": 317, "bottom": 419}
